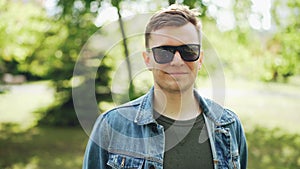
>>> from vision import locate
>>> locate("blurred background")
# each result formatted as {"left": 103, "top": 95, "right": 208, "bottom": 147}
{"left": 0, "top": 0, "right": 299, "bottom": 168}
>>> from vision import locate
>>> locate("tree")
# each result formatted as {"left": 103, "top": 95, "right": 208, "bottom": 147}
{"left": 264, "top": 0, "right": 300, "bottom": 82}
{"left": 0, "top": 0, "right": 67, "bottom": 79}
{"left": 37, "top": 0, "right": 106, "bottom": 126}
{"left": 0, "top": 0, "right": 106, "bottom": 126}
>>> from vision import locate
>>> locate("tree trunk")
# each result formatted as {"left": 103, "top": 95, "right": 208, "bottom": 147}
{"left": 116, "top": 7, "right": 135, "bottom": 98}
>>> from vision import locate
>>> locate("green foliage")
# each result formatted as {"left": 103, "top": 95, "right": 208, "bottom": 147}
{"left": 111, "top": 0, "right": 121, "bottom": 8}
{"left": 0, "top": 1, "right": 68, "bottom": 77}
{"left": 247, "top": 127, "right": 300, "bottom": 169}
{"left": 0, "top": 0, "right": 111, "bottom": 126}
{"left": 264, "top": 0, "right": 300, "bottom": 82}
{"left": 182, "top": 0, "right": 197, "bottom": 8}
{"left": 35, "top": 0, "right": 104, "bottom": 126}
{"left": 201, "top": 19, "right": 263, "bottom": 80}
{"left": 36, "top": 90, "right": 80, "bottom": 126}
{"left": 262, "top": 31, "right": 299, "bottom": 82}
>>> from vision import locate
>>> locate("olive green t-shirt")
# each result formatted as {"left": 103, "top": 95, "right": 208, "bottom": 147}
{"left": 153, "top": 111, "right": 214, "bottom": 169}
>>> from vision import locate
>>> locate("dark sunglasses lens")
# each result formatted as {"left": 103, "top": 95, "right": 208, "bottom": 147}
{"left": 152, "top": 47, "right": 174, "bottom": 64}
{"left": 180, "top": 45, "right": 200, "bottom": 61}
{"left": 152, "top": 45, "right": 200, "bottom": 64}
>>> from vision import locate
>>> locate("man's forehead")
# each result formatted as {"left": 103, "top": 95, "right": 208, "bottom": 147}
{"left": 148, "top": 24, "right": 200, "bottom": 46}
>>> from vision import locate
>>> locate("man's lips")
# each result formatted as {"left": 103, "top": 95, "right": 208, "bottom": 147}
{"left": 165, "top": 72, "right": 189, "bottom": 75}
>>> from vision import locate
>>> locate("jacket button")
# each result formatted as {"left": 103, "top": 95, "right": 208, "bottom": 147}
{"left": 151, "top": 124, "right": 158, "bottom": 133}
{"left": 149, "top": 164, "right": 155, "bottom": 169}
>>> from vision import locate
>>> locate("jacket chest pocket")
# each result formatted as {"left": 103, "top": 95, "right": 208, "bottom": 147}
{"left": 107, "top": 153, "right": 144, "bottom": 169}
{"left": 232, "top": 151, "right": 240, "bottom": 169}
{"left": 215, "top": 128, "right": 231, "bottom": 168}
{"left": 215, "top": 128, "right": 241, "bottom": 169}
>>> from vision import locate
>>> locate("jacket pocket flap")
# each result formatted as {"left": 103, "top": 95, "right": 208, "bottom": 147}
{"left": 107, "top": 153, "right": 144, "bottom": 169}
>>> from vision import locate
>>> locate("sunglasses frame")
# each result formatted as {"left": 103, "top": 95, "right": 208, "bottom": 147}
{"left": 148, "top": 44, "right": 201, "bottom": 64}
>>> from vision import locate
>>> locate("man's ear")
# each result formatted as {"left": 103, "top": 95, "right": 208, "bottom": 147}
{"left": 198, "top": 51, "right": 204, "bottom": 69}
{"left": 143, "top": 51, "right": 151, "bottom": 68}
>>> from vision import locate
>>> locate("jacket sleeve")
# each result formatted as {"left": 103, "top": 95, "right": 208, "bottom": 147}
{"left": 226, "top": 108, "right": 248, "bottom": 169}
{"left": 82, "top": 114, "right": 111, "bottom": 169}
{"left": 237, "top": 119, "right": 248, "bottom": 169}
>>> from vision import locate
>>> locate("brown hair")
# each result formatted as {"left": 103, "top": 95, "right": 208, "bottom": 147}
{"left": 145, "top": 4, "right": 202, "bottom": 48}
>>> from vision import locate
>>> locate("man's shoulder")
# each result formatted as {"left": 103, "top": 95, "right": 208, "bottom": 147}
{"left": 100, "top": 94, "right": 146, "bottom": 120}
{"left": 201, "top": 97, "right": 241, "bottom": 126}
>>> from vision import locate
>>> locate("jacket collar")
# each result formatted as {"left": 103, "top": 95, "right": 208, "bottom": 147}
{"left": 194, "top": 90, "right": 236, "bottom": 126}
{"left": 134, "top": 87, "right": 156, "bottom": 125}
{"left": 134, "top": 87, "right": 235, "bottom": 126}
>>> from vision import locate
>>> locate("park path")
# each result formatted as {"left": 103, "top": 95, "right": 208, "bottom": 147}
{"left": 0, "top": 82, "right": 54, "bottom": 127}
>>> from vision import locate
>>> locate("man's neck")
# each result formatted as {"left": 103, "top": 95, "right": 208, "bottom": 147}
{"left": 153, "top": 87, "right": 201, "bottom": 120}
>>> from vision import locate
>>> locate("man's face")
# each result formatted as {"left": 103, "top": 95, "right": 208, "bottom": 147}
{"left": 143, "top": 22, "right": 203, "bottom": 93}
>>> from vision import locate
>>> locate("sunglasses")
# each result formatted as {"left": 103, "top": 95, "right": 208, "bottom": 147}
{"left": 148, "top": 44, "right": 201, "bottom": 64}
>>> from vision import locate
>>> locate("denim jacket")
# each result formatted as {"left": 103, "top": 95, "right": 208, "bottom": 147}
{"left": 83, "top": 87, "right": 248, "bottom": 169}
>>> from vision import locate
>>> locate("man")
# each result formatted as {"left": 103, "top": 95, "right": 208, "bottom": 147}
{"left": 83, "top": 4, "right": 247, "bottom": 169}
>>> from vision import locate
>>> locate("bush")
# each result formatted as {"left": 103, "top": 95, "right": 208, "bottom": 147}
{"left": 246, "top": 126, "right": 300, "bottom": 169}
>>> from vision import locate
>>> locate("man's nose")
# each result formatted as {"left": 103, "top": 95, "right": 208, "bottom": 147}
{"left": 170, "top": 51, "right": 184, "bottom": 65}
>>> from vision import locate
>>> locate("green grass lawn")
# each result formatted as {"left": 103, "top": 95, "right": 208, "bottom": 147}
{"left": 227, "top": 78, "right": 300, "bottom": 134}
{"left": 0, "top": 126, "right": 88, "bottom": 169}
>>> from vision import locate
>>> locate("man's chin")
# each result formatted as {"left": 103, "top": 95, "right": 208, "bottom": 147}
{"left": 156, "top": 83, "right": 193, "bottom": 94}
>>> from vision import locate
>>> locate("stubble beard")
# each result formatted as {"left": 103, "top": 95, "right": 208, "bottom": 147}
{"left": 154, "top": 76, "right": 195, "bottom": 94}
